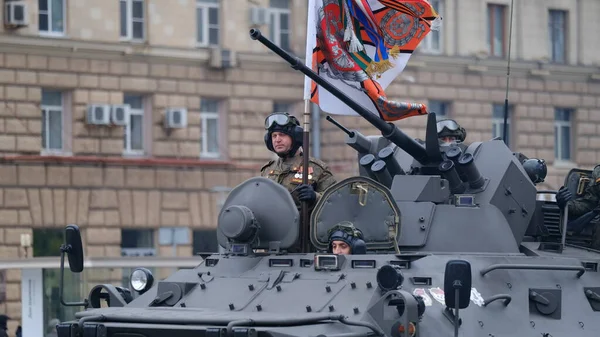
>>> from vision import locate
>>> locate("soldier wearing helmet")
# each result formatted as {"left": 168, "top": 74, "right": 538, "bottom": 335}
{"left": 327, "top": 221, "right": 366, "bottom": 255}
{"left": 556, "top": 165, "right": 600, "bottom": 248}
{"left": 436, "top": 118, "right": 467, "bottom": 146}
{"left": 260, "top": 112, "right": 337, "bottom": 215}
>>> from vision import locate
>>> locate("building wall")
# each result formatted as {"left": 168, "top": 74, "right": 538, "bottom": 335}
{"left": 1, "top": 0, "right": 600, "bottom": 333}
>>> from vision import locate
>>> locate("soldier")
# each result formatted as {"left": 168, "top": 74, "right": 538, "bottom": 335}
{"left": 260, "top": 112, "right": 337, "bottom": 214}
{"left": 436, "top": 118, "right": 467, "bottom": 146}
{"left": 327, "top": 221, "right": 366, "bottom": 255}
{"left": 556, "top": 165, "right": 600, "bottom": 247}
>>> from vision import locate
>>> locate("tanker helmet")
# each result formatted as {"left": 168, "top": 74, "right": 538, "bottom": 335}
{"left": 327, "top": 221, "right": 366, "bottom": 255}
{"left": 522, "top": 158, "right": 547, "bottom": 184}
{"left": 263, "top": 112, "right": 303, "bottom": 157}
{"left": 436, "top": 118, "right": 466, "bottom": 144}
{"left": 593, "top": 164, "right": 600, "bottom": 185}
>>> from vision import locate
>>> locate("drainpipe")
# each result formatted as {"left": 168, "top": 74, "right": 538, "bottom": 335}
{"left": 311, "top": 102, "right": 321, "bottom": 159}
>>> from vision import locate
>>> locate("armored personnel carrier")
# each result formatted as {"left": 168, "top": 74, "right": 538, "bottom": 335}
{"left": 54, "top": 29, "right": 600, "bottom": 337}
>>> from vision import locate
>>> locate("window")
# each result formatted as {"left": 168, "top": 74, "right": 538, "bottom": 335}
{"left": 273, "top": 102, "right": 292, "bottom": 114}
{"left": 196, "top": 0, "right": 219, "bottom": 46}
{"left": 200, "top": 99, "right": 220, "bottom": 157}
{"left": 269, "top": 0, "right": 290, "bottom": 51}
{"left": 492, "top": 104, "right": 512, "bottom": 146}
{"left": 193, "top": 230, "right": 219, "bottom": 254}
{"left": 549, "top": 10, "right": 567, "bottom": 63}
{"left": 33, "top": 229, "right": 64, "bottom": 257}
{"left": 429, "top": 100, "right": 450, "bottom": 118}
{"left": 554, "top": 108, "right": 573, "bottom": 161}
{"left": 39, "top": 0, "right": 66, "bottom": 35}
{"left": 120, "top": 0, "right": 145, "bottom": 41}
{"left": 123, "top": 94, "right": 144, "bottom": 154}
{"left": 121, "top": 229, "right": 155, "bottom": 256}
{"left": 41, "top": 89, "right": 63, "bottom": 151}
{"left": 420, "top": 0, "right": 443, "bottom": 53}
{"left": 487, "top": 4, "right": 506, "bottom": 57}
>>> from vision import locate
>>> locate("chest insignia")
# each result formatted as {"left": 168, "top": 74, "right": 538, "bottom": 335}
{"left": 292, "top": 166, "right": 314, "bottom": 183}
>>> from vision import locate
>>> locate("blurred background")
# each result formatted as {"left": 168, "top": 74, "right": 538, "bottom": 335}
{"left": 0, "top": 0, "right": 599, "bottom": 335}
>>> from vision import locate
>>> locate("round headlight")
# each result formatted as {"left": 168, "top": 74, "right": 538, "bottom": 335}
{"left": 130, "top": 268, "right": 154, "bottom": 293}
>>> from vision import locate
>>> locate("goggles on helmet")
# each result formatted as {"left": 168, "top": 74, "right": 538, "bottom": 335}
{"left": 265, "top": 113, "right": 295, "bottom": 130}
{"left": 436, "top": 119, "right": 460, "bottom": 133}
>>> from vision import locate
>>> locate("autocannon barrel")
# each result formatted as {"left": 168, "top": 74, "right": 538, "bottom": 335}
{"left": 326, "top": 116, "right": 372, "bottom": 154}
{"left": 248, "top": 28, "right": 429, "bottom": 165}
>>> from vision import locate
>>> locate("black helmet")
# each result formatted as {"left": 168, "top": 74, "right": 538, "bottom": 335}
{"left": 436, "top": 118, "right": 466, "bottom": 143}
{"left": 327, "top": 221, "right": 366, "bottom": 255}
{"left": 263, "top": 113, "right": 303, "bottom": 157}
{"left": 522, "top": 158, "right": 547, "bottom": 184}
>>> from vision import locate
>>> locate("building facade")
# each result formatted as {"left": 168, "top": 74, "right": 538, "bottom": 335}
{"left": 0, "top": 0, "right": 599, "bottom": 332}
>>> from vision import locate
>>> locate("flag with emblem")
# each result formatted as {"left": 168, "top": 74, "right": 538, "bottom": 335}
{"left": 303, "top": 0, "right": 441, "bottom": 122}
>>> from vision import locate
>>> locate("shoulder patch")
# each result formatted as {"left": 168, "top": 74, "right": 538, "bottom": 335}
{"left": 260, "top": 160, "right": 275, "bottom": 172}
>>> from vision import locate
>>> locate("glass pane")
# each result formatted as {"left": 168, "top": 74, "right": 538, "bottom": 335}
{"left": 280, "top": 32, "right": 290, "bottom": 51}
{"left": 273, "top": 102, "right": 289, "bottom": 113}
{"left": 560, "top": 126, "right": 570, "bottom": 160}
{"left": 124, "top": 95, "right": 143, "bottom": 109}
{"left": 492, "top": 105, "right": 503, "bottom": 118}
{"left": 280, "top": 13, "right": 289, "bottom": 30}
{"left": 209, "top": 28, "right": 219, "bottom": 45}
{"left": 206, "top": 118, "right": 219, "bottom": 153}
{"left": 431, "top": 30, "right": 440, "bottom": 50}
{"left": 554, "top": 126, "right": 559, "bottom": 158}
{"left": 122, "top": 229, "right": 154, "bottom": 248}
{"left": 130, "top": 115, "right": 143, "bottom": 150}
{"left": 270, "top": 0, "right": 289, "bottom": 9}
{"left": 208, "top": 7, "right": 218, "bottom": 25}
{"left": 269, "top": 13, "right": 276, "bottom": 40}
{"left": 201, "top": 99, "right": 218, "bottom": 112}
{"left": 42, "top": 90, "right": 62, "bottom": 106}
{"left": 132, "top": 0, "right": 144, "bottom": 19}
{"left": 493, "top": 8, "right": 503, "bottom": 56}
{"left": 198, "top": 0, "right": 218, "bottom": 3}
{"left": 196, "top": 7, "right": 204, "bottom": 42}
{"left": 39, "top": 13, "right": 49, "bottom": 31}
{"left": 42, "top": 110, "right": 47, "bottom": 149}
{"left": 132, "top": 21, "right": 144, "bottom": 39}
{"left": 120, "top": 0, "right": 127, "bottom": 37}
{"left": 39, "top": 0, "right": 48, "bottom": 11}
{"left": 51, "top": 0, "right": 64, "bottom": 32}
{"left": 49, "top": 109, "right": 63, "bottom": 149}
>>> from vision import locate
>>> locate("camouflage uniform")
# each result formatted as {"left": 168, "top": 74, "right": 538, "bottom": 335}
{"left": 559, "top": 165, "right": 600, "bottom": 248}
{"left": 260, "top": 151, "right": 336, "bottom": 213}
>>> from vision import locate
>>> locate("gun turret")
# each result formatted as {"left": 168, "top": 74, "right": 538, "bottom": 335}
{"left": 326, "top": 115, "right": 372, "bottom": 155}
{"left": 248, "top": 29, "right": 430, "bottom": 165}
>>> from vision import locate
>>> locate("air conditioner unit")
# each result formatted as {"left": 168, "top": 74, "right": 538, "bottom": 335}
{"left": 4, "top": 1, "right": 28, "bottom": 27}
{"left": 86, "top": 104, "right": 111, "bottom": 125}
{"left": 110, "top": 104, "right": 130, "bottom": 126}
{"left": 164, "top": 108, "right": 187, "bottom": 128}
{"left": 209, "top": 48, "right": 237, "bottom": 69}
{"left": 249, "top": 6, "right": 269, "bottom": 26}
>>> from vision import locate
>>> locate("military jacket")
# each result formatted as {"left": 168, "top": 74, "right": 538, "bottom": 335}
{"left": 260, "top": 151, "right": 336, "bottom": 212}
{"left": 567, "top": 184, "right": 600, "bottom": 218}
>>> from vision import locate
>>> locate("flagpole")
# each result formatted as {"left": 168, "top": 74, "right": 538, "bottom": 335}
{"left": 300, "top": 0, "right": 317, "bottom": 253}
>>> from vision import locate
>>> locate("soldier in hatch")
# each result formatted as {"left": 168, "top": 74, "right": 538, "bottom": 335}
{"left": 260, "top": 112, "right": 337, "bottom": 214}
{"left": 556, "top": 165, "right": 600, "bottom": 248}
{"left": 327, "top": 221, "right": 366, "bottom": 255}
{"left": 436, "top": 118, "right": 467, "bottom": 146}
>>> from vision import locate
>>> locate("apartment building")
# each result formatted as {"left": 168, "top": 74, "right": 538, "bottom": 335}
{"left": 0, "top": 0, "right": 599, "bottom": 330}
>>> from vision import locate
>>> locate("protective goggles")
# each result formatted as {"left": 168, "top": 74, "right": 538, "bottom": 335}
{"left": 264, "top": 113, "right": 294, "bottom": 130}
{"left": 436, "top": 119, "right": 460, "bottom": 133}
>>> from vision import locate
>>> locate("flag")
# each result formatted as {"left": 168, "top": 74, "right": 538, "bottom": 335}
{"left": 304, "top": 0, "right": 441, "bottom": 122}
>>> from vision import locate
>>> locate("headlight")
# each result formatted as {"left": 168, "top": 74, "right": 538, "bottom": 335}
{"left": 130, "top": 268, "right": 154, "bottom": 293}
